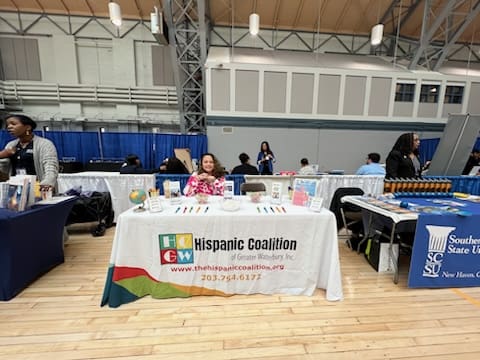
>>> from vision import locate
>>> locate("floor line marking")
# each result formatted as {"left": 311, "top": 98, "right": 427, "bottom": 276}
{"left": 452, "top": 288, "right": 480, "bottom": 308}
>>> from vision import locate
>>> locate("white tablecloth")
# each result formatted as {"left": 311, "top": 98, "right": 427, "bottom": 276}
{"left": 245, "top": 174, "right": 385, "bottom": 208}
{"left": 58, "top": 172, "right": 156, "bottom": 222}
{"left": 101, "top": 196, "right": 343, "bottom": 307}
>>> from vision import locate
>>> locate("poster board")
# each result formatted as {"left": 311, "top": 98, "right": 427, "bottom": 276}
{"left": 174, "top": 148, "right": 193, "bottom": 173}
{"left": 428, "top": 114, "right": 480, "bottom": 176}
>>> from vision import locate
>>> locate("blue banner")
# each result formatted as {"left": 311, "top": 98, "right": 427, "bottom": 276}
{"left": 408, "top": 213, "right": 480, "bottom": 287}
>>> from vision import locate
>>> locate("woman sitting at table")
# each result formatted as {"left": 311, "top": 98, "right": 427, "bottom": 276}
{"left": 183, "top": 153, "right": 225, "bottom": 196}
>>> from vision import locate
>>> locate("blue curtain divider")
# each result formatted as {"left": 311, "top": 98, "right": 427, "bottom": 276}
{"left": 155, "top": 174, "right": 246, "bottom": 195}
{"left": 0, "top": 130, "right": 207, "bottom": 169}
{"left": 420, "top": 137, "right": 480, "bottom": 163}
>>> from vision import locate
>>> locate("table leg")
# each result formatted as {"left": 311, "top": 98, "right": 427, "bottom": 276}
{"left": 389, "top": 223, "right": 399, "bottom": 284}
{"left": 357, "top": 211, "right": 373, "bottom": 253}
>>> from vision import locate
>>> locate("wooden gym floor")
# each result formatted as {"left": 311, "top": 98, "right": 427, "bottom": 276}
{"left": 1, "top": 225, "right": 480, "bottom": 360}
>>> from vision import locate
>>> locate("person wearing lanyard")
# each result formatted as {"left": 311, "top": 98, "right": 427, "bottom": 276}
{"left": 0, "top": 114, "right": 59, "bottom": 191}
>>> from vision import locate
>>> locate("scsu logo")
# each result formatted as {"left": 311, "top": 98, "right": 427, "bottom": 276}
{"left": 423, "top": 252, "right": 444, "bottom": 277}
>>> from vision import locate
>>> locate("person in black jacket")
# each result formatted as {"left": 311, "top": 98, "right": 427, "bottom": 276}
{"left": 231, "top": 153, "right": 259, "bottom": 175}
{"left": 120, "top": 154, "right": 155, "bottom": 174}
{"left": 462, "top": 148, "right": 480, "bottom": 175}
{"left": 386, "top": 132, "right": 427, "bottom": 179}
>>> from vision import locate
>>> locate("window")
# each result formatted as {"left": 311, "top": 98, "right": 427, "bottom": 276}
{"left": 395, "top": 83, "right": 415, "bottom": 102}
{"left": 420, "top": 84, "right": 440, "bottom": 103}
{"left": 444, "top": 85, "right": 464, "bottom": 104}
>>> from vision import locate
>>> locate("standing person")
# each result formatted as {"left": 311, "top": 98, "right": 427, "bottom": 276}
{"left": 183, "top": 153, "right": 225, "bottom": 196}
{"left": 385, "top": 132, "right": 428, "bottom": 178}
{"left": 355, "top": 153, "right": 386, "bottom": 175}
{"left": 0, "top": 114, "right": 59, "bottom": 189}
{"left": 462, "top": 148, "right": 480, "bottom": 175}
{"left": 257, "top": 141, "right": 275, "bottom": 175}
{"left": 298, "top": 158, "right": 316, "bottom": 175}
{"left": 231, "top": 153, "right": 258, "bottom": 175}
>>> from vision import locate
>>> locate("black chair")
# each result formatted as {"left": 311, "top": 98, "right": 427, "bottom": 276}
{"left": 240, "top": 182, "right": 266, "bottom": 193}
{"left": 329, "top": 187, "right": 365, "bottom": 247}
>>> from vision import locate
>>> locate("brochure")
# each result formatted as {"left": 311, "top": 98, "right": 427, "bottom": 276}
{"left": 169, "top": 181, "right": 182, "bottom": 204}
{"left": 292, "top": 178, "right": 317, "bottom": 207}
{"left": 224, "top": 180, "right": 234, "bottom": 199}
{"left": 271, "top": 182, "right": 282, "bottom": 204}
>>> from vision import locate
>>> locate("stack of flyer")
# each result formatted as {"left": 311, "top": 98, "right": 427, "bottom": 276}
{"left": 7, "top": 175, "right": 36, "bottom": 211}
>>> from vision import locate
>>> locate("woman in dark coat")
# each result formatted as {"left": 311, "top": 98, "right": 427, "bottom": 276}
{"left": 385, "top": 132, "right": 423, "bottom": 179}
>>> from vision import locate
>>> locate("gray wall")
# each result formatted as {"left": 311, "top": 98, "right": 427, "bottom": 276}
{"left": 207, "top": 126, "right": 441, "bottom": 174}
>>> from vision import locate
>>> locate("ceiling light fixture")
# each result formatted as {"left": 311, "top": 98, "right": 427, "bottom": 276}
{"left": 249, "top": 13, "right": 259, "bottom": 35}
{"left": 108, "top": 1, "right": 122, "bottom": 27}
{"left": 151, "top": 6, "right": 160, "bottom": 34}
{"left": 370, "top": 23, "right": 384, "bottom": 46}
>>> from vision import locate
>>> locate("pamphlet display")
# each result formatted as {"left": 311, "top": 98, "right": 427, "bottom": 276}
{"left": 6, "top": 175, "right": 36, "bottom": 211}
{"left": 148, "top": 188, "right": 163, "bottom": 213}
{"left": 309, "top": 197, "right": 324, "bottom": 212}
{"left": 271, "top": 182, "right": 282, "bottom": 204}
{"left": 169, "top": 181, "right": 182, "bottom": 204}
{"left": 292, "top": 178, "right": 318, "bottom": 207}
{"left": 224, "top": 180, "right": 234, "bottom": 200}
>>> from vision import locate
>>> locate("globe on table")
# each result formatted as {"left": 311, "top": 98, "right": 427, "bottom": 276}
{"left": 129, "top": 189, "right": 147, "bottom": 212}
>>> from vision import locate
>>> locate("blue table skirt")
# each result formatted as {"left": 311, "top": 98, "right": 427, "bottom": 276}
{"left": 0, "top": 198, "right": 76, "bottom": 301}
{"left": 154, "top": 175, "right": 480, "bottom": 196}
{"left": 425, "top": 176, "right": 480, "bottom": 195}
{"left": 155, "top": 174, "right": 246, "bottom": 195}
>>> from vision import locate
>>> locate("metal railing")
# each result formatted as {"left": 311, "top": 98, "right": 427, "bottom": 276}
{"left": 0, "top": 81, "right": 178, "bottom": 106}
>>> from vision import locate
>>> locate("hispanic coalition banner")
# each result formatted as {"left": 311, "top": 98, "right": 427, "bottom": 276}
{"left": 408, "top": 214, "right": 480, "bottom": 287}
{"left": 101, "top": 208, "right": 341, "bottom": 307}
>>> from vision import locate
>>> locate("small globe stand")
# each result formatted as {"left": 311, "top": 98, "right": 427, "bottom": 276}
{"left": 133, "top": 201, "right": 146, "bottom": 212}
{"left": 129, "top": 189, "right": 147, "bottom": 212}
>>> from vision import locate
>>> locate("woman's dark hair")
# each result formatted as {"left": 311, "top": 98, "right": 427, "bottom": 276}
{"left": 391, "top": 132, "right": 415, "bottom": 155}
{"left": 260, "top": 141, "right": 272, "bottom": 154}
{"left": 301, "top": 158, "right": 309, "bottom": 166}
{"left": 5, "top": 114, "right": 37, "bottom": 130}
{"left": 198, "top": 153, "right": 224, "bottom": 178}
{"left": 165, "top": 156, "right": 189, "bottom": 174}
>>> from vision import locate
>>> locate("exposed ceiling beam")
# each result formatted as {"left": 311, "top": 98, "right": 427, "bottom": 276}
{"left": 34, "top": 0, "right": 44, "bottom": 13}
{"left": 59, "top": 0, "right": 69, "bottom": 14}
{"left": 334, "top": 0, "right": 352, "bottom": 32}
{"left": 9, "top": 0, "right": 19, "bottom": 11}
{"left": 133, "top": 0, "right": 143, "bottom": 18}
{"left": 272, "top": 0, "right": 281, "bottom": 29}
{"left": 353, "top": 0, "right": 375, "bottom": 34}
{"left": 408, "top": 0, "right": 458, "bottom": 69}
{"left": 84, "top": 0, "right": 95, "bottom": 17}
{"left": 433, "top": 0, "right": 480, "bottom": 70}
{"left": 379, "top": 0, "right": 400, "bottom": 25}
{"left": 399, "top": 0, "right": 423, "bottom": 29}
{"left": 292, "top": 0, "right": 305, "bottom": 29}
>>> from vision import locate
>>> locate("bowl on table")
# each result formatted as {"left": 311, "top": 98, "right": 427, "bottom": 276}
{"left": 196, "top": 193, "right": 209, "bottom": 204}
{"left": 248, "top": 192, "right": 263, "bottom": 203}
{"left": 221, "top": 198, "right": 241, "bottom": 212}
